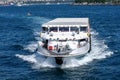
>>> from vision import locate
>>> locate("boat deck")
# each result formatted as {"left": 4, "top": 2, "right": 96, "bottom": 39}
{"left": 38, "top": 43, "right": 90, "bottom": 57}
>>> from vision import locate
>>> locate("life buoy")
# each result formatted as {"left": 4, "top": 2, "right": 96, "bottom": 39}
{"left": 87, "top": 32, "right": 89, "bottom": 37}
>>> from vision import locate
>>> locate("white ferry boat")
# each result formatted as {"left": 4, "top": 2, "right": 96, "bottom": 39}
{"left": 38, "top": 18, "right": 91, "bottom": 65}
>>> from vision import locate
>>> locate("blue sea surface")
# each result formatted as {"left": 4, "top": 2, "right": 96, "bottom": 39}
{"left": 0, "top": 5, "right": 120, "bottom": 80}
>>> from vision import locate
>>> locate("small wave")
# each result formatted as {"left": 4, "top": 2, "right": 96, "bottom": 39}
{"left": 106, "top": 36, "right": 112, "bottom": 39}
{"left": 16, "top": 53, "right": 57, "bottom": 68}
{"left": 24, "top": 42, "right": 38, "bottom": 52}
{"left": 0, "top": 13, "right": 24, "bottom": 19}
{"left": 27, "top": 16, "right": 50, "bottom": 25}
{"left": 11, "top": 44, "right": 23, "bottom": 50}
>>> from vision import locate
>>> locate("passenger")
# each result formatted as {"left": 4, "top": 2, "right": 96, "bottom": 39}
{"left": 80, "top": 41, "right": 86, "bottom": 46}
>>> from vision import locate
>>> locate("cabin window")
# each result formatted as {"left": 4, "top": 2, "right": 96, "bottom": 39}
{"left": 80, "top": 27, "right": 87, "bottom": 32}
{"left": 50, "top": 27, "right": 58, "bottom": 32}
{"left": 59, "top": 27, "right": 69, "bottom": 32}
{"left": 70, "top": 27, "right": 78, "bottom": 32}
{"left": 42, "top": 27, "right": 48, "bottom": 32}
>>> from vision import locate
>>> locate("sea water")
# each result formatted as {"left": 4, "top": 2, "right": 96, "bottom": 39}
{"left": 0, "top": 5, "right": 120, "bottom": 80}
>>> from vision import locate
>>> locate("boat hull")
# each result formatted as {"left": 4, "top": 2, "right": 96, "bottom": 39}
{"left": 37, "top": 43, "right": 90, "bottom": 58}
{"left": 37, "top": 43, "right": 90, "bottom": 65}
{"left": 55, "top": 57, "right": 63, "bottom": 65}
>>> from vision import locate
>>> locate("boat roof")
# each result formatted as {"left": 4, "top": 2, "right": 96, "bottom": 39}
{"left": 42, "top": 18, "right": 89, "bottom": 27}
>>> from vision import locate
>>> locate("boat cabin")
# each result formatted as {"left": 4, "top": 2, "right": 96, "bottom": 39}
{"left": 40, "top": 18, "right": 90, "bottom": 42}
{"left": 42, "top": 18, "right": 90, "bottom": 33}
